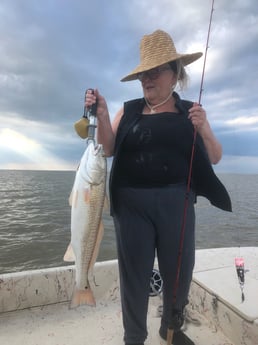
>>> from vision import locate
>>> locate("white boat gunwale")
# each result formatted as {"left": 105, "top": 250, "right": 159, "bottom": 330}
{"left": 0, "top": 247, "right": 258, "bottom": 345}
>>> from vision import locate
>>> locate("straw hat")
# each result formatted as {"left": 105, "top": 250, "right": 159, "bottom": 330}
{"left": 121, "top": 29, "right": 203, "bottom": 82}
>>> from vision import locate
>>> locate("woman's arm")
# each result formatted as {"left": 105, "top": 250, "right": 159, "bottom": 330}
{"left": 188, "top": 102, "right": 222, "bottom": 164}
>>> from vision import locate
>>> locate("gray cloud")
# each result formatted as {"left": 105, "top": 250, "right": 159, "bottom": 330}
{"left": 0, "top": 0, "right": 258, "bottom": 172}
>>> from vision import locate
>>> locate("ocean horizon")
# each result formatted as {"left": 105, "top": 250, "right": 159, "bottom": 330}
{"left": 0, "top": 169, "right": 257, "bottom": 274}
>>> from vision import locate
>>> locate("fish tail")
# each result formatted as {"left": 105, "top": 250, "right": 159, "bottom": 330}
{"left": 69, "top": 287, "right": 96, "bottom": 308}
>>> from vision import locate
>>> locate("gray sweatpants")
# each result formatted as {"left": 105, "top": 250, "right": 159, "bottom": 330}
{"left": 113, "top": 184, "right": 195, "bottom": 344}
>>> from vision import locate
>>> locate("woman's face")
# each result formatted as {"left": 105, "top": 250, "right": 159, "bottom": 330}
{"left": 138, "top": 63, "right": 177, "bottom": 103}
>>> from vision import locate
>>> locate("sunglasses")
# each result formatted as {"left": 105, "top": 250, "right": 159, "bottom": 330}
{"left": 137, "top": 66, "right": 171, "bottom": 81}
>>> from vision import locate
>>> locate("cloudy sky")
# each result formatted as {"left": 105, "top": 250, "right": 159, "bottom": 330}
{"left": 1, "top": 0, "right": 258, "bottom": 173}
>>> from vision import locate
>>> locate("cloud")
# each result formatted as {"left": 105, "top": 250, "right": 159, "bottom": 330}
{"left": 0, "top": 0, "right": 258, "bottom": 172}
{"left": 215, "top": 155, "right": 258, "bottom": 174}
{"left": 226, "top": 116, "right": 258, "bottom": 127}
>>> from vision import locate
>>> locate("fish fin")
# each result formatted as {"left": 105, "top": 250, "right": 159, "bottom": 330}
{"left": 69, "top": 287, "right": 96, "bottom": 308}
{"left": 68, "top": 189, "right": 73, "bottom": 206}
{"left": 63, "top": 242, "right": 76, "bottom": 262}
{"left": 103, "top": 194, "right": 109, "bottom": 211}
{"left": 69, "top": 188, "right": 79, "bottom": 207}
{"left": 89, "top": 221, "right": 104, "bottom": 270}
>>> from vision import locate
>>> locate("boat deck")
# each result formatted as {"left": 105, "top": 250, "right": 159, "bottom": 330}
{"left": 0, "top": 247, "right": 258, "bottom": 345}
{"left": 0, "top": 287, "right": 232, "bottom": 345}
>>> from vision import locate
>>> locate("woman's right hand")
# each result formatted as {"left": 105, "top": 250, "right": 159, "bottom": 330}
{"left": 85, "top": 88, "right": 109, "bottom": 118}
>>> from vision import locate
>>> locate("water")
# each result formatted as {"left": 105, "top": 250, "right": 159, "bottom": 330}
{"left": 0, "top": 170, "right": 257, "bottom": 274}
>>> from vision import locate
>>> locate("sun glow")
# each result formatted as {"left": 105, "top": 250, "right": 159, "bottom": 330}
{"left": 0, "top": 128, "right": 40, "bottom": 154}
{"left": 0, "top": 128, "right": 73, "bottom": 170}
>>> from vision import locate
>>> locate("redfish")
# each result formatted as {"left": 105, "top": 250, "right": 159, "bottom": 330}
{"left": 64, "top": 141, "right": 107, "bottom": 308}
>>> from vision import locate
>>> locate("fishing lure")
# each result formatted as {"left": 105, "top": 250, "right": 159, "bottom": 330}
{"left": 235, "top": 257, "right": 245, "bottom": 302}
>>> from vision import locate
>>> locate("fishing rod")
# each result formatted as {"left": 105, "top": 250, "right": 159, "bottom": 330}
{"left": 166, "top": 1, "right": 215, "bottom": 344}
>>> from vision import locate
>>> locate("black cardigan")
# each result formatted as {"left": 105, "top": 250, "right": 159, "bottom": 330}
{"left": 109, "top": 93, "right": 232, "bottom": 215}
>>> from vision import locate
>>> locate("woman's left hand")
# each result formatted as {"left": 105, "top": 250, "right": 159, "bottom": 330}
{"left": 188, "top": 102, "right": 207, "bottom": 131}
{"left": 188, "top": 102, "right": 222, "bottom": 164}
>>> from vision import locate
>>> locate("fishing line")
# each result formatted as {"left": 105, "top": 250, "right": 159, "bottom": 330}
{"left": 166, "top": 0, "right": 215, "bottom": 343}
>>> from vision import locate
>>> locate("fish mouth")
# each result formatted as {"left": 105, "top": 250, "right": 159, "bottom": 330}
{"left": 93, "top": 144, "right": 104, "bottom": 156}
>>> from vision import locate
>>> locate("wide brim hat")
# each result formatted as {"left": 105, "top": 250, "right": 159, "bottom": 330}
{"left": 121, "top": 29, "right": 203, "bottom": 82}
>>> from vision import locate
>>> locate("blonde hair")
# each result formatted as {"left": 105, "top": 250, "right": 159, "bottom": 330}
{"left": 169, "top": 60, "right": 188, "bottom": 90}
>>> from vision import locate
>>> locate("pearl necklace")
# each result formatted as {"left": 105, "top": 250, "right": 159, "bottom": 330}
{"left": 145, "top": 90, "right": 174, "bottom": 114}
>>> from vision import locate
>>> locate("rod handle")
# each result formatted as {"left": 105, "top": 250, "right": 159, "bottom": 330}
{"left": 84, "top": 88, "right": 97, "bottom": 117}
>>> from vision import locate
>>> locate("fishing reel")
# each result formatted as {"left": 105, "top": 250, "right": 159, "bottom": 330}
{"left": 149, "top": 268, "right": 163, "bottom": 296}
{"left": 74, "top": 89, "right": 97, "bottom": 140}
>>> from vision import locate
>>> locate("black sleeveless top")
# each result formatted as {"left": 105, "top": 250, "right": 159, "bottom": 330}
{"left": 109, "top": 93, "right": 232, "bottom": 214}
{"left": 118, "top": 112, "right": 191, "bottom": 186}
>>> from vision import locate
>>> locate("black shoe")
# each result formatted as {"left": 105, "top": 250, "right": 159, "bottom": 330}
{"left": 171, "top": 309, "right": 185, "bottom": 331}
{"left": 159, "top": 327, "right": 195, "bottom": 345}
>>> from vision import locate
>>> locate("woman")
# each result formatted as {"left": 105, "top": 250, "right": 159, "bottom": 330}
{"left": 85, "top": 29, "right": 231, "bottom": 345}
